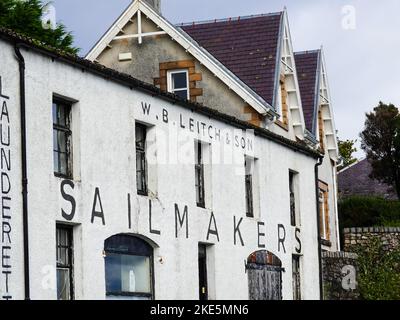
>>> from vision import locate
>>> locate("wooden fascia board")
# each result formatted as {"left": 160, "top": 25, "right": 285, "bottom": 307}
{"left": 86, "top": 1, "right": 140, "bottom": 60}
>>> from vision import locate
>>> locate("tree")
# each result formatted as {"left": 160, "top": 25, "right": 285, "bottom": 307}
{"left": 338, "top": 138, "right": 357, "bottom": 170}
{"left": 0, "top": 0, "right": 79, "bottom": 54}
{"left": 360, "top": 102, "right": 400, "bottom": 200}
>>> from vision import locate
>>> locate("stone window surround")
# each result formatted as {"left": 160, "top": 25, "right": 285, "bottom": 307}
{"left": 154, "top": 60, "right": 203, "bottom": 102}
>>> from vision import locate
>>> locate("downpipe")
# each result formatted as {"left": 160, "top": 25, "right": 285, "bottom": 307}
{"left": 315, "top": 155, "right": 324, "bottom": 300}
{"left": 14, "top": 42, "right": 30, "bottom": 300}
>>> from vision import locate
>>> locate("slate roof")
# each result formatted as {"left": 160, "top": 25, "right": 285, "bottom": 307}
{"left": 180, "top": 13, "right": 283, "bottom": 106}
{"left": 338, "top": 159, "right": 398, "bottom": 200}
{"left": 294, "top": 50, "right": 320, "bottom": 133}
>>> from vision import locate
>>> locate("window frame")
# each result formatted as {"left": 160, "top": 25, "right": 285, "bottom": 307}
{"left": 56, "top": 224, "right": 74, "bottom": 300}
{"left": 318, "top": 180, "right": 330, "bottom": 242}
{"left": 136, "top": 123, "right": 148, "bottom": 196}
{"left": 289, "top": 171, "right": 296, "bottom": 226}
{"left": 245, "top": 157, "right": 254, "bottom": 218}
{"left": 319, "top": 189, "right": 329, "bottom": 240}
{"left": 292, "top": 254, "right": 302, "bottom": 300}
{"left": 104, "top": 235, "right": 155, "bottom": 300}
{"left": 195, "top": 141, "right": 206, "bottom": 208}
{"left": 167, "top": 69, "right": 190, "bottom": 100}
{"left": 53, "top": 99, "right": 73, "bottom": 179}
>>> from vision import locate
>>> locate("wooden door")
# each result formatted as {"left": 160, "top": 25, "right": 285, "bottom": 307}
{"left": 247, "top": 251, "right": 283, "bottom": 300}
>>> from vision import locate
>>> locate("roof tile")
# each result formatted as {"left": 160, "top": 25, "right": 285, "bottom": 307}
{"left": 294, "top": 51, "right": 320, "bottom": 133}
{"left": 338, "top": 159, "right": 398, "bottom": 200}
{"left": 180, "top": 14, "right": 283, "bottom": 105}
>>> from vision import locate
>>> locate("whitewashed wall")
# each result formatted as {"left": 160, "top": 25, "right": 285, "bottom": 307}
{"left": 0, "top": 39, "right": 320, "bottom": 300}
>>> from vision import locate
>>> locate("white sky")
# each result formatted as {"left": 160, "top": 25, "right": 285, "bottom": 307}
{"left": 51, "top": 0, "right": 400, "bottom": 158}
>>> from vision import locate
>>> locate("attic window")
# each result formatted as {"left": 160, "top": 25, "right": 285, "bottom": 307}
{"left": 167, "top": 70, "right": 189, "bottom": 100}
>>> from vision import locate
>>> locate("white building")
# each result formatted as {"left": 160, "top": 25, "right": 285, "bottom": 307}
{"left": 0, "top": 0, "right": 339, "bottom": 301}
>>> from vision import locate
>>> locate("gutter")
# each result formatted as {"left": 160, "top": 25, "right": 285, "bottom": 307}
{"left": 314, "top": 155, "right": 324, "bottom": 300}
{"left": 14, "top": 43, "right": 30, "bottom": 300}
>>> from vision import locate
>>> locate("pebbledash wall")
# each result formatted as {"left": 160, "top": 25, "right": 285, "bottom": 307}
{"left": 0, "top": 36, "right": 321, "bottom": 300}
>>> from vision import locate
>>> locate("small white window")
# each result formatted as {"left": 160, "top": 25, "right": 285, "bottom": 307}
{"left": 167, "top": 69, "right": 189, "bottom": 100}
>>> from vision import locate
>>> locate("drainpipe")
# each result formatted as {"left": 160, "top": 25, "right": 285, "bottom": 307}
{"left": 14, "top": 43, "right": 30, "bottom": 300}
{"left": 315, "top": 155, "right": 323, "bottom": 300}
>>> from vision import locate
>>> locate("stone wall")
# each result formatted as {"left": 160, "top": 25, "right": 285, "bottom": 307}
{"left": 322, "top": 251, "right": 360, "bottom": 300}
{"left": 343, "top": 227, "right": 400, "bottom": 252}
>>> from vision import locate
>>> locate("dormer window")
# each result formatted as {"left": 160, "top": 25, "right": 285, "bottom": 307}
{"left": 167, "top": 69, "right": 189, "bottom": 100}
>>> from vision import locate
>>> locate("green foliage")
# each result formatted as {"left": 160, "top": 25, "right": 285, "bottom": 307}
{"left": 338, "top": 196, "right": 400, "bottom": 229}
{"left": 354, "top": 237, "right": 400, "bottom": 300}
{"left": 0, "top": 0, "right": 79, "bottom": 54}
{"left": 360, "top": 102, "right": 400, "bottom": 200}
{"left": 338, "top": 138, "right": 357, "bottom": 170}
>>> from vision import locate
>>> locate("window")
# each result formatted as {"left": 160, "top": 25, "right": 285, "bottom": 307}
{"left": 318, "top": 182, "right": 330, "bottom": 241}
{"left": 318, "top": 181, "right": 330, "bottom": 241}
{"left": 136, "top": 123, "right": 148, "bottom": 196}
{"left": 167, "top": 70, "right": 189, "bottom": 100}
{"left": 289, "top": 171, "right": 296, "bottom": 226}
{"left": 104, "top": 235, "right": 154, "bottom": 300}
{"left": 319, "top": 191, "right": 326, "bottom": 239}
{"left": 289, "top": 171, "right": 300, "bottom": 226}
{"left": 53, "top": 100, "right": 72, "bottom": 178}
{"left": 292, "top": 255, "right": 301, "bottom": 300}
{"left": 195, "top": 141, "right": 205, "bottom": 208}
{"left": 56, "top": 225, "right": 74, "bottom": 300}
{"left": 245, "top": 157, "right": 254, "bottom": 218}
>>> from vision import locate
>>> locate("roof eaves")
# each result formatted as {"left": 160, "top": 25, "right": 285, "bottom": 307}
{"left": 86, "top": 0, "right": 140, "bottom": 60}
{"left": 271, "top": 11, "right": 284, "bottom": 111}
{"left": 294, "top": 49, "right": 322, "bottom": 136}
{"left": 86, "top": 0, "right": 134, "bottom": 59}
{"left": 311, "top": 49, "right": 322, "bottom": 136}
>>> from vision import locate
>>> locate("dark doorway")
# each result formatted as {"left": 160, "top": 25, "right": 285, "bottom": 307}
{"left": 198, "top": 244, "right": 208, "bottom": 300}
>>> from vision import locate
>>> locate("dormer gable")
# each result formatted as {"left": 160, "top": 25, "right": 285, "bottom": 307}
{"left": 295, "top": 49, "right": 339, "bottom": 161}
{"left": 86, "top": 0, "right": 277, "bottom": 120}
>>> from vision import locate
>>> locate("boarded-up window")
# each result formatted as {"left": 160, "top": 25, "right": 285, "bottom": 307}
{"left": 318, "top": 181, "right": 330, "bottom": 241}
{"left": 247, "top": 251, "right": 283, "bottom": 300}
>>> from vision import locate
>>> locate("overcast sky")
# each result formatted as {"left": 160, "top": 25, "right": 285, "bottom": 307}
{"left": 51, "top": 0, "right": 400, "bottom": 158}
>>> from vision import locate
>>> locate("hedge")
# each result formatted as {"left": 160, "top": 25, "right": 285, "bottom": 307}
{"left": 338, "top": 196, "right": 400, "bottom": 229}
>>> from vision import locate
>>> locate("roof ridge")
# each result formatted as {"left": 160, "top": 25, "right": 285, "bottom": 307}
{"left": 177, "top": 12, "right": 283, "bottom": 27}
{"left": 338, "top": 157, "right": 367, "bottom": 174}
